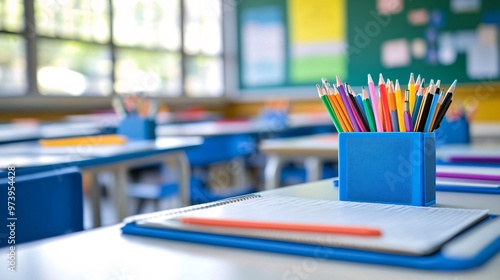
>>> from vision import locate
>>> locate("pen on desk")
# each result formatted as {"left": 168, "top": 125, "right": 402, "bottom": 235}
{"left": 180, "top": 217, "right": 382, "bottom": 237}
{"left": 404, "top": 90, "right": 413, "bottom": 132}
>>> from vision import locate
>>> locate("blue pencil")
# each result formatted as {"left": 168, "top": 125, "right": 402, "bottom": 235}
{"left": 424, "top": 81, "right": 441, "bottom": 132}
{"left": 411, "top": 80, "right": 424, "bottom": 126}
{"left": 355, "top": 93, "right": 365, "bottom": 116}
{"left": 390, "top": 110, "right": 399, "bottom": 132}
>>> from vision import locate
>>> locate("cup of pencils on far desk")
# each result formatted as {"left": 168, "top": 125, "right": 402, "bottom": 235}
{"left": 114, "top": 94, "right": 159, "bottom": 141}
{"left": 317, "top": 73, "right": 457, "bottom": 206}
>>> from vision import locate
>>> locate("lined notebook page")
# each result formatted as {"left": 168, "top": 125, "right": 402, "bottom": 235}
{"left": 139, "top": 196, "right": 488, "bottom": 255}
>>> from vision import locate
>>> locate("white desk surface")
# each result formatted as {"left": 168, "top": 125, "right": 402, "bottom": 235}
{"left": 0, "top": 136, "right": 204, "bottom": 169}
{"left": 0, "top": 122, "right": 103, "bottom": 144}
{"left": 1, "top": 180, "right": 499, "bottom": 280}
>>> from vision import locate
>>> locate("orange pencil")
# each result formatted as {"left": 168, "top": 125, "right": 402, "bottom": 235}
{"left": 181, "top": 217, "right": 382, "bottom": 237}
{"left": 334, "top": 87, "right": 354, "bottom": 132}
{"left": 327, "top": 87, "right": 351, "bottom": 132}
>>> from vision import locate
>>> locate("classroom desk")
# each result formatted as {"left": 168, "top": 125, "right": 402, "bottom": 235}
{"left": 0, "top": 122, "right": 104, "bottom": 144}
{"left": 0, "top": 136, "right": 203, "bottom": 227}
{"left": 1, "top": 179, "right": 498, "bottom": 280}
{"left": 156, "top": 113, "right": 333, "bottom": 137}
{"left": 259, "top": 133, "right": 338, "bottom": 189}
{"left": 437, "top": 143, "right": 500, "bottom": 164}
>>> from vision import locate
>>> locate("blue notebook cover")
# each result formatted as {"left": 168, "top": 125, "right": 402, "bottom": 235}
{"left": 121, "top": 194, "right": 500, "bottom": 272}
{"left": 121, "top": 216, "right": 500, "bottom": 271}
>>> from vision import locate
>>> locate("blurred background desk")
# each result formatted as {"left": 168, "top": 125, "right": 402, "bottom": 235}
{"left": 0, "top": 136, "right": 203, "bottom": 227}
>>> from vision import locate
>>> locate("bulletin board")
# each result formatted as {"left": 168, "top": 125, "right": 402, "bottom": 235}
{"left": 237, "top": 0, "right": 500, "bottom": 90}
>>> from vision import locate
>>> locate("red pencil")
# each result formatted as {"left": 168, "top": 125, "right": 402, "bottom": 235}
{"left": 180, "top": 217, "right": 382, "bottom": 237}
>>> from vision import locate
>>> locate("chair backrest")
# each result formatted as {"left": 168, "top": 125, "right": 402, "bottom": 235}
{"left": 0, "top": 167, "right": 83, "bottom": 247}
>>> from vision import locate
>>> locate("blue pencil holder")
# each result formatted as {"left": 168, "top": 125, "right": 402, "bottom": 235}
{"left": 435, "top": 115, "right": 470, "bottom": 145}
{"left": 117, "top": 116, "right": 156, "bottom": 140}
{"left": 338, "top": 132, "right": 436, "bottom": 206}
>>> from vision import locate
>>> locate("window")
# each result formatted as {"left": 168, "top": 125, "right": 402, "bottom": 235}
{"left": 0, "top": 0, "right": 224, "bottom": 98}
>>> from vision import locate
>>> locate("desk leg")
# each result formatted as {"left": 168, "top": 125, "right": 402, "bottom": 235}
{"left": 304, "top": 157, "right": 322, "bottom": 182}
{"left": 172, "top": 151, "right": 190, "bottom": 207}
{"left": 114, "top": 165, "right": 129, "bottom": 222}
{"left": 264, "top": 155, "right": 283, "bottom": 190}
{"left": 89, "top": 171, "right": 101, "bottom": 228}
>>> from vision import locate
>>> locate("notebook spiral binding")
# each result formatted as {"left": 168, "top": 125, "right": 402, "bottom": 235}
{"left": 123, "top": 194, "right": 262, "bottom": 224}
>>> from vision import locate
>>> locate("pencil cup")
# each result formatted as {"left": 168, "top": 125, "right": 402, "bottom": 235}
{"left": 338, "top": 132, "right": 436, "bottom": 206}
{"left": 118, "top": 116, "right": 156, "bottom": 140}
{"left": 435, "top": 115, "right": 470, "bottom": 145}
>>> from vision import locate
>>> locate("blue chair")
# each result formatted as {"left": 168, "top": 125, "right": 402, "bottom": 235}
{"left": 0, "top": 167, "right": 83, "bottom": 247}
{"left": 128, "top": 134, "right": 257, "bottom": 211}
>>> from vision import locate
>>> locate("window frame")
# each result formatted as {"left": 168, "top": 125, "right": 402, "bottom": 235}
{"left": 0, "top": 0, "right": 227, "bottom": 111}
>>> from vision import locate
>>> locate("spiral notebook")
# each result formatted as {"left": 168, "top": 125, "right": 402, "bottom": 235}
{"left": 121, "top": 194, "right": 500, "bottom": 271}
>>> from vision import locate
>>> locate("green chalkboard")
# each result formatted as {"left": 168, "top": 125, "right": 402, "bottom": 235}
{"left": 347, "top": 0, "right": 500, "bottom": 86}
{"left": 237, "top": 0, "right": 500, "bottom": 90}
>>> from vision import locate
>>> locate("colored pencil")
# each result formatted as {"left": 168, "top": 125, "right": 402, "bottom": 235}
{"left": 411, "top": 80, "right": 424, "bottom": 126}
{"left": 317, "top": 84, "right": 343, "bottom": 132}
{"left": 180, "top": 217, "right": 382, "bottom": 236}
{"left": 333, "top": 86, "right": 354, "bottom": 132}
{"left": 379, "top": 74, "right": 392, "bottom": 132}
{"left": 362, "top": 87, "right": 377, "bottom": 132}
{"left": 394, "top": 79, "right": 405, "bottom": 132}
{"left": 346, "top": 83, "right": 369, "bottom": 132}
{"left": 404, "top": 90, "right": 413, "bottom": 132}
{"left": 337, "top": 76, "right": 361, "bottom": 132}
{"left": 323, "top": 79, "right": 351, "bottom": 132}
{"left": 388, "top": 80, "right": 399, "bottom": 132}
{"left": 432, "top": 93, "right": 454, "bottom": 131}
{"left": 408, "top": 73, "right": 415, "bottom": 113}
{"left": 416, "top": 90, "right": 434, "bottom": 132}
{"left": 367, "top": 74, "right": 383, "bottom": 132}
{"left": 424, "top": 84, "right": 441, "bottom": 132}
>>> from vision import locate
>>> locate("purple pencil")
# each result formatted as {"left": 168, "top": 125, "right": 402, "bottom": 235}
{"left": 404, "top": 90, "right": 413, "bottom": 132}
{"left": 336, "top": 76, "right": 360, "bottom": 132}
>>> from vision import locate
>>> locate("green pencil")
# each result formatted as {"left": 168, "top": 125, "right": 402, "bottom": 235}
{"left": 317, "top": 84, "right": 343, "bottom": 132}
{"left": 361, "top": 87, "right": 376, "bottom": 132}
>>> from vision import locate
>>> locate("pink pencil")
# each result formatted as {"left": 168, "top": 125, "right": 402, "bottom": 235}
{"left": 368, "top": 74, "right": 383, "bottom": 132}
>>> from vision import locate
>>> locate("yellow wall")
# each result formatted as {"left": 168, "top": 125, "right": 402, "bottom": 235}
{"left": 226, "top": 85, "right": 500, "bottom": 122}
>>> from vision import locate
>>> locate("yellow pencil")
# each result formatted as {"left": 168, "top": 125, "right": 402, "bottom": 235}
{"left": 408, "top": 73, "right": 415, "bottom": 113}
{"left": 394, "top": 79, "right": 405, "bottom": 132}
